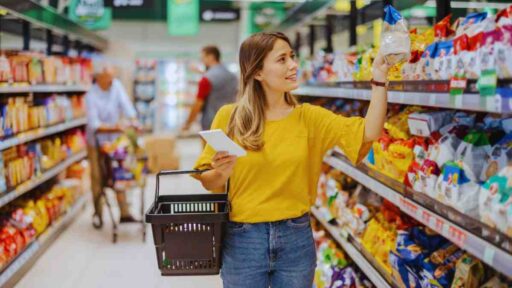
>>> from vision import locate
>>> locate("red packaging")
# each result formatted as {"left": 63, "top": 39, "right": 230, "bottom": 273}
{"left": 435, "top": 15, "right": 455, "bottom": 39}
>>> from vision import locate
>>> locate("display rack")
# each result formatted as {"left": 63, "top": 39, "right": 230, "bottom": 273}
{"left": 134, "top": 59, "right": 157, "bottom": 132}
{"left": 323, "top": 152, "right": 512, "bottom": 278}
{"left": 0, "top": 118, "right": 87, "bottom": 151}
{"left": 0, "top": 196, "right": 87, "bottom": 287}
{"left": 311, "top": 207, "right": 394, "bottom": 288}
{"left": 0, "top": 150, "right": 87, "bottom": 209}
{"left": 294, "top": 85, "right": 510, "bottom": 113}
{"left": 0, "top": 85, "right": 90, "bottom": 94}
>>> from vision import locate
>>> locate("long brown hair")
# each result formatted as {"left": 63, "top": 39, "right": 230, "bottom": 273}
{"left": 227, "top": 32, "right": 298, "bottom": 151}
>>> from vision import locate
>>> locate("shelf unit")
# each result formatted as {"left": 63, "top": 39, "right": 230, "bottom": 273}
{"left": 294, "top": 86, "right": 510, "bottom": 113}
{"left": 311, "top": 207, "right": 394, "bottom": 288}
{"left": 0, "top": 150, "right": 87, "bottom": 209}
{"left": 0, "top": 118, "right": 87, "bottom": 151}
{"left": 0, "top": 85, "right": 90, "bottom": 94}
{"left": 0, "top": 196, "right": 86, "bottom": 287}
{"left": 323, "top": 153, "right": 512, "bottom": 278}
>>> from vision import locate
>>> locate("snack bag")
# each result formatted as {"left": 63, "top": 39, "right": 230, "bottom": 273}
{"left": 408, "top": 111, "right": 454, "bottom": 138}
{"left": 435, "top": 161, "right": 480, "bottom": 218}
{"left": 450, "top": 254, "right": 484, "bottom": 288}
{"left": 480, "top": 276, "right": 510, "bottom": 288}
{"left": 453, "top": 35, "right": 470, "bottom": 77}
{"left": 479, "top": 170, "right": 512, "bottom": 235}
{"left": 455, "top": 131, "right": 492, "bottom": 182}
{"left": 496, "top": 5, "right": 512, "bottom": 27}
{"left": 433, "top": 40, "right": 455, "bottom": 80}
{"left": 496, "top": 25, "right": 512, "bottom": 78}
{"left": 435, "top": 15, "right": 455, "bottom": 40}
{"left": 480, "top": 133, "right": 512, "bottom": 181}
{"left": 455, "top": 12, "right": 490, "bottom": 37}
{"left": 381, "top": 5, "right": 411, "bottom": 66}
{"left": 480, "top": 29, "right": 503, "bottom": 74}
{"left": 416, "top": 42, "right": 438, "bottom": 80}
{"left": 0, "top": 54, "right": 12, "bottom": 84}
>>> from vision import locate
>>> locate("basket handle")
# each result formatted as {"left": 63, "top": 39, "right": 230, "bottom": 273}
{"left": 154, "top": 169, "right": 213, "bottom": 205}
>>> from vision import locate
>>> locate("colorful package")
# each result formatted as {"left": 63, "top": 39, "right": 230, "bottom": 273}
{"left": 455, "top": 12, "right": 490, "bottom": 37}
{"left": 455, "top": 131, "right": 492, "bottom": 182}
{"left": 433, "top": 40, "right": 455, "bottom": 80}
{"left": 480, "top": 29, "right": 503, "bottom": 73}
{"left": 450, "top": 253, "right": 485, "bottom": 288}
{"left": 496, "top": 25, "right": 512, "bottom": 78}
{"left": 480, "top": 133, "right": 512, "bottom": 181}
{"left": 0, "top": 54, "right": 12, "bottom": 84}
{"left": 435, "top": 15, "right": 455, "bottom": 40}
{"left": 435, "top": 161, "right": 480, "bottom": 218}
{"left": 408, "top": 111, "right": 454, "bottom": 137}
{"left": 381, "top": 5, "right": 411, "bottom": 65}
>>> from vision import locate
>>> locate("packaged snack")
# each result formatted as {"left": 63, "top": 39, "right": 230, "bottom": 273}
{"left": 395, "top": 230, "right": 427, "bottom": 266}
{"left": 496, "top": 5, "right": 512, "bottom": 27}
{"left": 411, "top": 226, "right": 448, "bottom": 254}
{"left": 9, "top": 55, "right": 30, "bottom": 84}
{"left": 28, "top": 56, "right": 44, "bottom": 84}
{"left": 450, "top": 253, "right": 485, "bottom": 288}
{"left": 435, "top": 15, "right": 455, "bottom": 40}
{"left": 480, "top": 276, "right": 510, "bottom": 288}
{"left": 417, "top": 42, "right": 438, "bottom": 80}
{"left": 408, "top": 111, "right": 454, "bottom": 137}
{"left": 480, "top": 29, "right": 503, "bottom": 74}
{"left": 389, "top": 251, "right": 420, "bottom": 288}
{"left": 435, "top": 161, "right": 480, "bottom": 218}
{"left": 381, "top": 5, "right": 411, "bottom": 66}
{"left": 496, "top": 25, "right": 512, "bottom": 78}
{"left": 421, "top": 245, "right": 463, "bottom": 288}
{"left": 433, "top": 40, "right": 455, "bottom": 80}
{"left": 453, "top": 35, "right": 469, "bottom": 77}
{"left": 480, "top": 133, "right": 512, "bottom": 181}
{"left": 455, "top": 131, "right": 492, "bottom": 182}
{"left": 0, "top": 54, "right": 12, "bottom": 84}
{"left": 455, "top": 12, "right": 490, "bottom": 37}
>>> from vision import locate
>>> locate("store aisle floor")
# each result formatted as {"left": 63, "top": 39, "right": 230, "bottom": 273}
{"left": 16, "top": 137, "right": 223, "bottom": 288}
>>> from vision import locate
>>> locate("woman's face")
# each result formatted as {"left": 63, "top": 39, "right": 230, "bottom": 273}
{"left": 257, "top": 39, "right": 299, "bottom": 93}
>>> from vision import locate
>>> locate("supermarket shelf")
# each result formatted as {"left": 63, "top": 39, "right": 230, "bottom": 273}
{"left": 311, "top": 207, "right": 394, "bottom": 288}
{"left": 0, "top": 85, "right": 90, "bottom": 94}
{"left": 294, "top": 86, "right": 510, "bottom": 113}
{"left": 324, "top": 154, "right": 512, "bottom": 278}
{"left": 0, "top": 196, "right": 86, "bottom": 287}
{"left": 0, "top": 0, "right": 108, "bottom": 50}
{"left": 0, "top": 151, "right": 87, "bottom": 209}
{"left": 0, "top": 118, "right": 87, "bottom": 151}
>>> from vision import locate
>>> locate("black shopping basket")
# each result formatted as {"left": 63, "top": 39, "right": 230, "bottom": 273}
{"left": 145, "top": 170, "right": 229, "bottom": 276}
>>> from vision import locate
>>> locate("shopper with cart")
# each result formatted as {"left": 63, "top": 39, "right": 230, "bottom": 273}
{"left": 193, "top": 32, "right": 390, "bottom": 287}
{"left": 86, "top": 63, "right": 140, "bottom": 228}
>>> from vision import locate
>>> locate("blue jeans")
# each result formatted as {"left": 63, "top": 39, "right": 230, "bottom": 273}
{"left": 221, "top": 213, "right": 316, "bottom": 288}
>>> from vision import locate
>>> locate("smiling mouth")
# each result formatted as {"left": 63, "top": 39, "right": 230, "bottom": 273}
{"left": 286, "top": 74, "right": 297, "bottom": 81}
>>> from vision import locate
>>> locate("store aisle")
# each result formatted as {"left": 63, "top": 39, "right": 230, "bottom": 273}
{"left": 15, "top": 138, "right": 223, "bottom": 288}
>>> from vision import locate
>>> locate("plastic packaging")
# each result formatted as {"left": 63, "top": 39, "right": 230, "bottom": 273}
{"left": 381, "top": 5, "right": 411, "bottom": 66}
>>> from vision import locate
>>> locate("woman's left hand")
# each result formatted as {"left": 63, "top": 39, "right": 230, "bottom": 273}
{"left": 372, "top": 53, "right": 390, "bottom": 83}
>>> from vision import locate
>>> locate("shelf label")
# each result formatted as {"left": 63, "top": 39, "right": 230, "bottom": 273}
{"left": 450, "top": 76, "right": 467, "bottom": 96}
{"left": 421, "top": 210, "right": 432, "bottom": 225}
{"left": 399, "top": 197, "right": 419, "bottom": 217}
{"left": 434, "top": 218, "right": 445, "bottom": 233}
{"left": 477, "top": 69, "right": 497, "bottom": 97}
{"left": 448, "top": 225, "right": 467, "bottom": 247}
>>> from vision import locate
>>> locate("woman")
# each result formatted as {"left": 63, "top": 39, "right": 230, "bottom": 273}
{"left": 194, "top": 32, "right": 390, "bottom": 288}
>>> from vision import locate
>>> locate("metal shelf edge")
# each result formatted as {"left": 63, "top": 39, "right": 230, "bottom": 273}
{"left": 294, "top": 86, "right": 509, "bottom": 113}
{"left": 0, "top": 85, "right": 90, "bottom": 94}
{"left": 311, "top": 207, "right": 394, "bottom": 288}
{"left": 0, "top": 151, "right": 87, "bottom": 209}
{"left": 0, "top": 196, "right": 86, "bottom": 287}
{"left": 0, "top": 118, "right": 87, "bottom": 151}
{"left": 324, "top": 156, "right": 512, "bottom": 278}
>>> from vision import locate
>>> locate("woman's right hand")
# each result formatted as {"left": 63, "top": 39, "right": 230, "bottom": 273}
{"left": 212, "top": 151, "right": 237, "bottom": 178}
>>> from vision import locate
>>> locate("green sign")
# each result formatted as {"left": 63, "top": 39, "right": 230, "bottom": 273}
{"left": 69, "top": 0, "right": 112, "bottom": 30}
{"left": 477, "top": 69, "right": 498, "bottom": 97}
{"left": 167, "top": 0, "right": 200, "bottom": 36}
{"left": 248, "top": 3, "right": 286, "bottom": 34}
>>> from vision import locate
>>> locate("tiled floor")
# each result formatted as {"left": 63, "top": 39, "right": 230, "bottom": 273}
{"left": 16, "top": 138, "right": 223, "bottom": 288}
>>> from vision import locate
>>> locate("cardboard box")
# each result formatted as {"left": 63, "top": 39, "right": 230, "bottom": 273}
{"left": 148, "top": 153, "right": 180, "bottom": 173}
{"left": 143, "top": 134, "right": 177, "bottom": 154}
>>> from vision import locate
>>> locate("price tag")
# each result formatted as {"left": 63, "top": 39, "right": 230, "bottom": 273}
{"left": 448, "top": 225, "right": 467, "bottom": 247}
{"left": 477, "top": 69, "right": 497, "bottom": 97}
{"left": 483, "top": 246, "right": 496, "bottom": 265}
{"left": 450, "top": 76, "right": 467, "bottom": 96}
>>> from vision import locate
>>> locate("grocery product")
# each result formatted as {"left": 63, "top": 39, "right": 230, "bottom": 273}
{"left": 450, "top": 253, "right": 485, "bottom": 288}
{"left": 381, "top": 5, "right": 411, "bottom": 65}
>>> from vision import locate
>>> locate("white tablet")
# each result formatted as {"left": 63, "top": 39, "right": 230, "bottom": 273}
{"left": 199, "top": 129, "right": 247, "bottom": 157}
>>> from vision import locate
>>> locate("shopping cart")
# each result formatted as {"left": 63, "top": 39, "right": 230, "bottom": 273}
{"left": 93, "top": 129, "right": 148, "bottom": 243}
{"left": 145, "top": 170, "right": 229, "bottom": 276}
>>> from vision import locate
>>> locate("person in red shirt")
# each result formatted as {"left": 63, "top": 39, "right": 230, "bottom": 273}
{"left": 182, "top": 46, "right": 237, "bottom": 133}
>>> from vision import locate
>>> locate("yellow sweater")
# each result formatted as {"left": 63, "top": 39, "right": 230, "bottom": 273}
{"left": 194, "top": 103, "right": 370, "bottom": 223}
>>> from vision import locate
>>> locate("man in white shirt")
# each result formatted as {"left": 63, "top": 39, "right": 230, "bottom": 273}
{"left": 86, "top": 64, "right": 138, "bottom": 228}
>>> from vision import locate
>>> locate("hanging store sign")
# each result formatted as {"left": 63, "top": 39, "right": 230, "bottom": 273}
{"left": 69, "top": 0, "right": 112, "bottom": 30}
{"left": 167, "top": 0, "right": 199, "bottom": 36}
{"left": 201, "top": 8, "right": 239, "bottom": 22}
